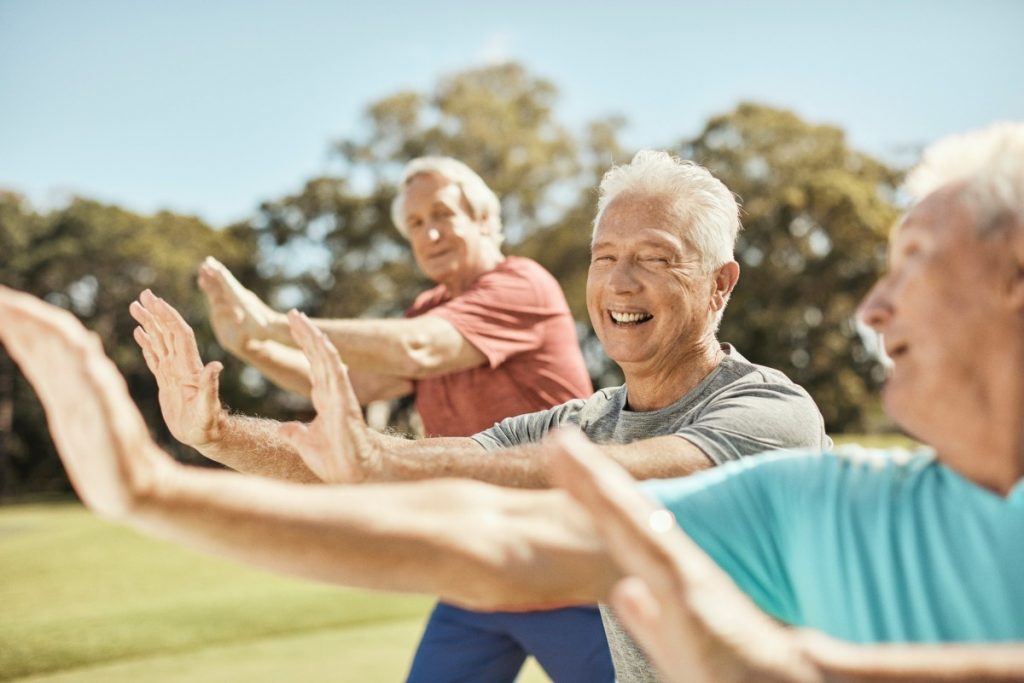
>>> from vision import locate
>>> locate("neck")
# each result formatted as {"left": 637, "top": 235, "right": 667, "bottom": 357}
{"left": 442, "top": 247, "right": 505, "bottom": 296}
{"left": 932, "top": 344, "right": 1024, "bottom": 497}
{"left": 621, "top": 338, "right": 724, "bottom": 412}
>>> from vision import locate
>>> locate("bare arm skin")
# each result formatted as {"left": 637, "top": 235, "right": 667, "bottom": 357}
{"left": 283, "top": 310, "right": 715, "bottom": 488}
{"left": 0, "top": 286, "right": 619, "bottom": 610}
{"left": 197, "top": 256, "right": 486, "bottom": 384}
{"left": 238, "top": 337, "right": 414, "bottom": 404}
{"left": 129, "top": 289, "right": 319, "bottom": 483}
{"left": 549, "top": 431, "right": 1024, "bottom": 683}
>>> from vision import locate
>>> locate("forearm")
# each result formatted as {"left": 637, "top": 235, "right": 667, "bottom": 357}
{"left": 263, "top": 316, "right": 415, "bottom": 374}
{"left": 199, "top": 413, "right": 320, "bottom": 483}
{"left": 128, "top": 466, "right": 616, "bottom": 609}
{"left": 239, "top": 339, "right": 313, "bottom": 397}
{"left": 383, "top": 438, "right": 552, "bottom": 488}
{"left": 801, "top": 631, "right": 1024, "bottom": 682}
{"left": 264, "top": 315, "right": 482, "bottom": 380}
{"left": 381, "top": 435, "right": 716, "bottom": 489}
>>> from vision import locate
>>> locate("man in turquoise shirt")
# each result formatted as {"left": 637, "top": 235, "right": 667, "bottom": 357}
{"left": 2, "top": 124, "right": 1022, "bottom": 682}
{"left": 554, "top": 122, "right": 1024, "bottom": 681}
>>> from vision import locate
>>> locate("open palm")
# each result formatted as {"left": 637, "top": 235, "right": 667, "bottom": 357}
{"left": 130, "top": 289, "right": 225, "bottom": 449}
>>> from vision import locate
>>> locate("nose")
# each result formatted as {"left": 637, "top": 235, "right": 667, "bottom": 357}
{"left": 427, "top": 227, "right": 440, "bottom": 242}
{"left": 608, "top": 260, "right": 642, "bottom": 294}
{"left": 856, "top": 277, "right": 892, "bottom": 333}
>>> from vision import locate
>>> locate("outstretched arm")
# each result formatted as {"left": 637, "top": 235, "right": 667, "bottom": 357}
{"left": 198, "top": 256, "right": 485, "bottom": 383}
{"left": 550, "top": 432, "right": 1024, "bottom": 683}
{"left": 0, "top": 286, "right": 618, "bottom": 609}
{"left": 279, "top": 310, "right": 715, "bottom": 488}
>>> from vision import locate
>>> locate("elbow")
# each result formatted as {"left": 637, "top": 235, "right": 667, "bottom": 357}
{"left": 397, "top": 332, "right": 445, "bottom": 380}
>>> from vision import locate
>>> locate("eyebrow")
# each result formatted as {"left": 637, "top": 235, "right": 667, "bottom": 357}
{"left": 591, "top": 238, "right": 678, "bottom": 252}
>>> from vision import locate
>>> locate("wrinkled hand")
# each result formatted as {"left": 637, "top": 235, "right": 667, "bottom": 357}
{"left": 278, "top": 310, "right": 383, "bottom": 483}
{"left": 197, "top": 256, "right": 279, "bottom": 355}
{"left": 129, "top": 289, "right": 225, "bottom": 450}
{"left": 548, "top": 430, "right": 821, "bottom": 683}
{"left": 0, "top": 286, "right": 175, "bottom": 520}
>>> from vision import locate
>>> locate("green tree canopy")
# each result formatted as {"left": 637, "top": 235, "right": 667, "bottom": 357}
{"left": 0, "top": 194, "right": 264, "bottom": 496}
{"left": 681, "top": 103, "right": 900, "bottom": 430}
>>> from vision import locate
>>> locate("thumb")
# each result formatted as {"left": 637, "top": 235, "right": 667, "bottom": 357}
{"left": 199, "top": 361, "right": 223, "bottom": 413}
{"left": 279, "top": 421, "right": 312, "bottom": 455}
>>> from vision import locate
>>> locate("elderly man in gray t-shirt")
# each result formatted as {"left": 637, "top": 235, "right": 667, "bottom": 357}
{"left": 475, "top": 343, "right": 828, "bottom": 681}
{"left": 119, "top": 150, "right": 829, "bottom": 683}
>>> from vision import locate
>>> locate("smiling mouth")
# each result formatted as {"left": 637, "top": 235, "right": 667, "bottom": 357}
{"left": 609, "top": 310, "right": 654, "bottom": 326}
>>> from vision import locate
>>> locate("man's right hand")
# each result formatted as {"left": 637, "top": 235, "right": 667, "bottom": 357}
{"left": 279, "top": 310, "right": 384, "bottom": 484}
{"left": 197, "top": 256, "right": 281, "bottom": 355}
{"left": 130, "top": 289, "right": 226, "bottom": 450}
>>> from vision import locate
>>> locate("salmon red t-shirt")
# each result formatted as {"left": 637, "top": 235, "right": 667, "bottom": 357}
{"left": 405, "top": 256, "right": 593, "bottom": 437}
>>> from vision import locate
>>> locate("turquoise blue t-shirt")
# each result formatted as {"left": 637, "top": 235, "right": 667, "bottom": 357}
{"left": 644, "top": 447, "right": 1024, "bottom": 643}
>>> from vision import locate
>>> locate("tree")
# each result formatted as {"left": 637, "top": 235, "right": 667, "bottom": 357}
{"left": 0, "top": 194, "right": 264, "bottom": 497}
{"left": 680, "top": 103, "right": 900, "bottom": 431}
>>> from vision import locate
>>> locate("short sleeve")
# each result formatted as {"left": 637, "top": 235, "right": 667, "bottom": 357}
{"left": 424, "top": 260, "right": 566, "bottom": 369}
{"left": 642, "top": 453, "right": 807, "bottom": 625}
{"left": 676, "top": 379, "right": 830, "bottom": 465}
{"left": 471, "top": 399, "right": 586, "bottom": 450}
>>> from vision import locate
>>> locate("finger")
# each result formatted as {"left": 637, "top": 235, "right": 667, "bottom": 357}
{"left": 147, "top": 293, "right": 203, "bottom": 367}
{"left": 140, "top": 290, "right": 184, "bottom": 358}
{"left": 610, "top": 577, "right": 695, "bottom": 683}
{"left": 611, "top": 576, "right": 664, "bottom": 640}
{"left": 133, "top": 326, "right": 161, "bottom": 374}
{"left": 130, "top": 296, "right": 171, "bottom": 359}
{"left": 198, "top": 361, "right": 223, "bottom": 415}
{"left": 198, "top": 262, "right": 229, "bottom": 302}
{"left": 288, "top": 309, "right": 328, "bottom": 380}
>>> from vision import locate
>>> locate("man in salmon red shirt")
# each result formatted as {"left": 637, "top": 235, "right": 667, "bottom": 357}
{"left": 183, "top": 157, "right": 607, "bottom": 682}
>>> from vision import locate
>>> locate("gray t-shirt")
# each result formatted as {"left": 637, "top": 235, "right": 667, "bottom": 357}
{"left": 472, "top": 344, "right": 830, "bottom": 683}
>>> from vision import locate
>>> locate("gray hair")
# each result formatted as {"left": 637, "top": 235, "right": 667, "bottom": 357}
{"left": 906, "top": 122, "right": 1024, "bottom": 235}
{"left": 594, "top": 150, "right": 741, "bottom": 271}
{"left": 390, "top": 157, "right": 504, "bottom": 247}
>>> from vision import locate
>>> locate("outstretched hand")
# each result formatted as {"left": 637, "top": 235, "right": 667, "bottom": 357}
{"left": 129, "top": 289, "right": 225, "bottom": 450}
{"left": 278, "top": 310, "right": 383, "bottom": 483}
{"left": 0, "top": 286, "right": 175, "bottom": 520}
{"left": 197, "top": 256, "right": 280, "bottom": 354}
{"left": 547, "top": 430, "right": 821, "bottom": 683}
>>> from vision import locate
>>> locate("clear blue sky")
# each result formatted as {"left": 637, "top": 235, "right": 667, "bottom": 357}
{"left": 1, "top": 0, "right": 1021, "bottom": 227}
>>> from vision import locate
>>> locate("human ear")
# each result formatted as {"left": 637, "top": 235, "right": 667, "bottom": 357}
{"left": 711, "top": 261, "right": 740, "bottom": 311}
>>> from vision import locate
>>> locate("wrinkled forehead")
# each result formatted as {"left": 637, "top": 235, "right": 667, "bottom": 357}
{"left": 403, "top": 173, "right": 466, "bottom": 212}
{"left": 593, "top": 192, "right": 687, "bottom": 243}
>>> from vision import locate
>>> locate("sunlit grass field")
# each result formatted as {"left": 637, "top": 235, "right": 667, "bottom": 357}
{"left": 0, "top": 503, "right": 550, "bottom": 682}
{"left": 1, "top": 434, "right": 915, "bottom": 681}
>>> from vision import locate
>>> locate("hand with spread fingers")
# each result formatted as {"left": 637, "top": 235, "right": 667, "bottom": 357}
{"left": 197, "top": 256, "right": 281, "bottom": 354}
{"left": 548, "top": 430, "right": 822, "bottom": 683}
{"left": 0, "top": 286, "right": 176, "bottom": 520}
{"left": 129, "top": 289, "right": 226, "bottom": 450}
{"left": 278, "top": 309, "right": 385, "bottom": 483}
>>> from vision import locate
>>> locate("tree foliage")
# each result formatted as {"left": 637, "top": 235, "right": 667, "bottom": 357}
{"left": 680, "top": 103, "right": 900, "bottom": 430}
{"left": 0, "top": 194, "right": 266, "bottom": 496}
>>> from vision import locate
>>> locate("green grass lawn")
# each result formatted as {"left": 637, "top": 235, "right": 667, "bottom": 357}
{"left": 0, "top": 503, "right": 550, "bottom": 682}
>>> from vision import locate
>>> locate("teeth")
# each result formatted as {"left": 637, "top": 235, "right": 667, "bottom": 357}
{"left": 610, "top": 311, "right": 652, "bottom": 324}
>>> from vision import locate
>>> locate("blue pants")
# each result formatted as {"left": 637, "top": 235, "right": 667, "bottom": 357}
{"left": 406, "top": 602, "right": 614, "bottom": 683}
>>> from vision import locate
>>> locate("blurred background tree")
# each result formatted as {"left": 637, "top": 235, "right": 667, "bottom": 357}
{"left": 681, "top": 103, "right": 901, "bottom": 430}
{"left": 0, "top": 194, "right": 265, "bottom": 496}
{"left": 0, "top": 64, "right": 900, "bottom": 498}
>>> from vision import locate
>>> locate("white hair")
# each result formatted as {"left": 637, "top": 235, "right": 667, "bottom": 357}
{"left": 594, "top": 150, "right": 741, "bottom": 271}
{"left": 390, "top": 157, "right": 504, "bottom": 247}
{"left": 906, "top": 122, "right": 1024, "bottom": 235}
